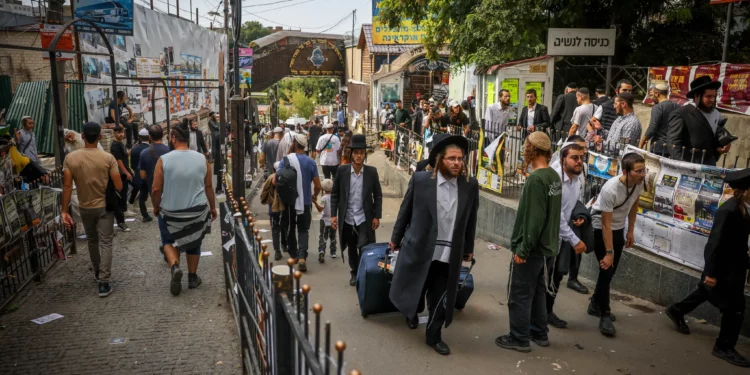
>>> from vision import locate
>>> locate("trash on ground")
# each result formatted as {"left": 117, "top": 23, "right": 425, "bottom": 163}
{"left": 488, "top": 244, "right": 502, "bottom": 251}
{"left": 31, "top": 313, "right": 63, "bottom": 325}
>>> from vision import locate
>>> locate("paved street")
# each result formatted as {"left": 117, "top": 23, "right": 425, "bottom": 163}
{"left": 0, "top": 211, "right": 241, "bottom": 374}
{"left": 245, "top": 152, "right": 750, "bottom": 375}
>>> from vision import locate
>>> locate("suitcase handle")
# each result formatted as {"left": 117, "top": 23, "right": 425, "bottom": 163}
{"left": 458, "top": 258, "right": 476, "bottom": 289}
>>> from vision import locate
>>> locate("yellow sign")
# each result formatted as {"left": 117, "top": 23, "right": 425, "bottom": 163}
{"left": 502, "top": 79, "right": 519, "bottom": 105}
{"left": 487, "top": 82, "right": 495, "bottom": 105}
{"left": 372, "top": 20, "right": 427, "bottom": 44}
{"left": 525, "top": 82, "right": 544, "bottom": 107}
{"left": 529, "top": 64, "right": 547, "bottom": 73}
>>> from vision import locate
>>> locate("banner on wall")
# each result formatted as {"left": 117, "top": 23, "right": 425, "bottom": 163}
{"left": 476, "top": 129, "right": 506, "bottom": 194}
{"left": 610, "top": 146, "right": 736, "bottom": 271}
{"left": 79, "top": 4, "right": 226, "bottom": 124}
{"left": 40, "top": 24, "right": 75, "bottom": 60}
{"left": 238, "top": 48, "right": 253, "bottom": 89}
{"left": 501, "top": 79, "right": 518, "bottom": 125}
{"left": 645, "top": 63, "right": 750, "bottom": 116}
{"left": 74, "top": 0, "right": 134, "bottom": 36}
{"left": 371, "top": 0, "right": 428, "bottom": 44}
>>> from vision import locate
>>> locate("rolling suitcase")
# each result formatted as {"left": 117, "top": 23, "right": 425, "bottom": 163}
{"left": 455, "top": 258, "right": 476, "bottom": 310}
{"left": 356, "top": 243, "right": 398, "bottom": 317}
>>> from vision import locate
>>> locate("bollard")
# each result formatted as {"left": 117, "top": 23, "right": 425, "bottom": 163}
{"left": 273, "top": 259, "right": 295, "bottom": 374}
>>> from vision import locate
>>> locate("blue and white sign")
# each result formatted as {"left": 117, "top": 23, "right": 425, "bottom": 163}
{"left": 74, "top": 0, "right": 134, "bottom": 36}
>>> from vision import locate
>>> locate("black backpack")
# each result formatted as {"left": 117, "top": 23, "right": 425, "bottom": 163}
{"left": 275, "top": 156, "right": 298, "bottom": 207}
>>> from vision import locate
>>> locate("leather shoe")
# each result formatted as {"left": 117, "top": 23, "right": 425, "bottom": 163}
{"left": 430, "top": 341, "right": 450, "bottom": 355}
{"left": 567, "top": 279, "right": 589, "bottom": 294}
{"left": 274, "top": 250, "right": 283, "bottom": 261}
{"left": 349, "top": 274, "right": 357, "bottom": 286}
{"left": 588, "top": 297, "right": 616, "bottom": 321}
{"left": 666, "top": 306, "right": 691, "bottom": 335}
{"left": 599, "top": 314, "right": 616, "bottom": 337}
{"left": 548, "top": 312, "right": 568, "bottom": 329}
{"left": 406, "top": 316, "right": 419, "bottom": 329}
{"left": 713, "top": 346, "right": 750, "bottom": 367}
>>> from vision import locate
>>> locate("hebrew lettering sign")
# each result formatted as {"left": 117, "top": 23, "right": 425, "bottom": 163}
{"left": 546, "top": 28, "right": 615, "bottom": 56}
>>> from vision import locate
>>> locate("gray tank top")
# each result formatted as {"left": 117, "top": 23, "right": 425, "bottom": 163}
{"left": 160, "top": 150, "right": 208, "bottom": 211}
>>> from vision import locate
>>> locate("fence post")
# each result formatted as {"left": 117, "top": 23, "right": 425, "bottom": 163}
{"left": 230, "top": 95, "right": 246, "bottom": 199}
{"left": 273, "top": 259, "right": 296, "bottom": 375}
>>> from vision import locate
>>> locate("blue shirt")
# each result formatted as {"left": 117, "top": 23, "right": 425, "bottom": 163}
{"left": 138, "top": 143, "right": 170, "bottom": 190}
{"left": 130, "top": 143, "right": 149, "bottom": 184}
{"left": 278, "top": 153, "right": 319, "bottom": 205}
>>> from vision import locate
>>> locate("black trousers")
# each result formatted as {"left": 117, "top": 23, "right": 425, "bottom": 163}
{"left": 508, "top": 254, "right": 552, "bottom": 344}
{"left": 342, "top": 222, "right": 362, "bottom": 275}
{"left": 592, "top": 229, "right": 625, "bottom": 313}
{"left": 546, "top": 250, "right": 582, "bottom": 313}
{"left": 322, "top": 165, "right": 338, "bottom": 180}
{"left": 568, "top": 253, "right": 582, "bottom": 281}
{"left": 128, "top": 180, "right": 149, "bottom": 219}
{"left": 423, "top": 261, "right": 450, "bottom": 345}
{"left": 672, "top": 285, "right": 745, "bottom": 350}
{"left": 270, "top": 212, "right": 285, "bottom": 252}
{"left": 114, "top": 178, "right": 129, "bottom": 224}
{"left": 281, "top": 205, "right": 311, "bottom": 260}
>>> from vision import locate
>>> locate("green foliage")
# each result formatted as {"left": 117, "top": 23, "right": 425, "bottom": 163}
{"left": 274, "top": 77, "right": 338, "bottom": 105}
{"left": 290, "top": 91, "right": 315, "bottom": 120}
{"left": 277, "top": 104, "right": 290, "bottom": 121}
{"left": 378, "top": 0, "right": 746, "bottom": 67}
{"left": 239, "top": 21, "right": 272, "bottom": 46}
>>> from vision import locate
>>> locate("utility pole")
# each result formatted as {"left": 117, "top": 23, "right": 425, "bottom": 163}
{"left": 196, "top": 8, "right": 199, "bottom": 25}
{"left": 722, "top": 2, "right": 734, "bottom": 62}
{"left": 232, "top": 0, "right": 241, "bottom": 95}
{"left": 47, "top": 0, "right": 67, "bottom": 166}
{"left": 190, "top": 0, "right": 193, "bottom": 21}
{"left": 351, "top": 10, "right": 355, "bottom": 80}
{"left": 177, "top": 0, "right": 180, "bottom": 18}
{"left": 605, "top": 14, "right": 615, "bottom": 96}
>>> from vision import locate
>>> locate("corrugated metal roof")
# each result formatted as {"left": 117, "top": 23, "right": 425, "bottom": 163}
{"left": 360, "top": 24, "right": 420, "bottom": 54}
{"left": 5, "top": 80, "right": 57, "bottom": 154}
{"left": 66, "top": 80, "right": 87, "bottom": 133}
{"left": 475, "top": 55, "right": 551, "bottom": 75}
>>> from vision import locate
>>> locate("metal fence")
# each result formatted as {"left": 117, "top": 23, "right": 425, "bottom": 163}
{"left": 220, "top": 176, "right": 359, "bottom": 375}
{"left": 1, "top": 168, "right": 76, "bottom": 310}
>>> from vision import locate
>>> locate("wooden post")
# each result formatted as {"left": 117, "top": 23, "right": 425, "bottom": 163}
{"left": 196, "top": 8, "right": 199, "bottom": 25}
{"left": 176, "top": 0, "right": 180, "bottom": 18}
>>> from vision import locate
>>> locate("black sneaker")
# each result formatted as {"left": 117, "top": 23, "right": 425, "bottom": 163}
{"left": 274, "top": 249, "right": 283, "bottom": 260}
{"left": 713, "top": 346, "right": 750, "bottom": 367}
{"left": 170, "top": 265, "right": 183, "bottom": 296}
{"left": 548, "top": 312, "right": 568, "bottom": 329}
{"left": 188, "top": 273, "right": 202, "bottom": 289}
{"left": 142, "top": 216, "right": 154, "bottom": 223}
{"left": 318, "top": 252, "right": 325, "bottom": 263}
{"left": 98, "top": 282, "right": 113, "bottom": 297}
{"left": 495, "top": 334, "right": 531, "bottom": 353}
{"left": 665, "top": 306, "right": 691, "bottom": 335}
{"left": 530, "top": 331, "right": 550, "bottom": 347}
{"left": 117, "top": 223, "right": 131, "bottom": 232}
{"left": 599, "top": 314, "right": 616, "bottom": 337}
{"left": 587, "top": 297, "right": 616, "bottom": 321}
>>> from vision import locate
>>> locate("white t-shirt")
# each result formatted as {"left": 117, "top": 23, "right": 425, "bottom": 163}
{"left": 316, "top": 133, "right": 341, "bottom": 166}
{"left": 320, "top": 194, "right": 332, "bottom": 226}
{"left": 591, "top": 176, "right": 643, "bottom": 231}
{"left": 571, "top": 103, "right": 595, "bottom": 137}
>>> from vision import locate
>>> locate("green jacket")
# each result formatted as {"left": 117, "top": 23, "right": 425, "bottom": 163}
{"left": 510, "top": 167, "right": 562, "bottom": 259}
{"left": 395, "top": 108, "right": 411, "bottom": 128}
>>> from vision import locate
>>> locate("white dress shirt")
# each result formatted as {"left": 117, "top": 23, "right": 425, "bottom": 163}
{"left": 483, "top": 102, "right": 512, "bottom": 137}
{"left": 526, "top": 104, "right": 537, "bottom": 128}
{"left": 433, "top": 173, "right": 458, "bottom": 263}
{"left": 553, "top": 161, "right": 583, "bottom": 247}
{"left": 345, "top": 167, "right": 366, "bottom": 226}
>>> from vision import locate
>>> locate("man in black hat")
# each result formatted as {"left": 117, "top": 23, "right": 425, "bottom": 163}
{"left": 667, "top": 76, "right": 730, "bottom": 166}
{"left": 551, "top": 83, "right": 578, "bottom": 133}
{"left": 666, "top": 168, "right": 750, "bottom": 367}
{"left": 330, "top": 134, "right": 383, "bottom": 286}
{"left": 389, "top": 135, "right": 480, "bottom": 355}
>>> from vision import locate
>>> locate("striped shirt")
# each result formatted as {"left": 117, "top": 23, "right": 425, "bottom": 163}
{"left": 605, "top": 112, "right": 641, "bottom": 148}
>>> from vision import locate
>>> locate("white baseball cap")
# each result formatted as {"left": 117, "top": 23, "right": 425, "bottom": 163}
{"left": 273, "top": 127, "right": 283, "bottom": 133}
{"left": 449, "top": 99, "right": 460, "bottom": 108}
{"left": 325, "top": 123, "right": 335, "bottom": 129}
{"left": 139, "top": 128, "right": 149, "bottom": 136}
{"left": 294, "top": 133, "right": 308, "bottom": 148}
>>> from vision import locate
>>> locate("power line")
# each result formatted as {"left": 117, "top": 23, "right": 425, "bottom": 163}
{"left": 243, "top": 0, "right": 316, "bottom": 14}
{"left": 243, "top": 7, "right": 350, "bottom": 31}
{"left": 242, "top": 0, "right": 295, "bottom": 9}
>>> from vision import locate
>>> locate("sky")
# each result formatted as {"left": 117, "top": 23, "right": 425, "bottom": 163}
{"left": 49, "top": 0, "right": 374, "bottom": 37}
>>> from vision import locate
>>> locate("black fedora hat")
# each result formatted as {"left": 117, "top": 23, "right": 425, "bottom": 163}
{"left": 687, "top": 75, "right": 722, "bottom": 98}
{"left": 429, "top": 134, "right": 469, "bottom": 168}
{"left": 725, "top": 168, "right": 750, "bottom": 190}
{"left": 349, "top": 134, "right": 370, "bottom": 150}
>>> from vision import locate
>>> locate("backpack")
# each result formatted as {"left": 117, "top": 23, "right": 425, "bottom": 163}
{"left": 275, "top": 156, "right": 298, "bottom": 207}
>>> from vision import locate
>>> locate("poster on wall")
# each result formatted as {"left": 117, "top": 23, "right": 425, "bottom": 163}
{"left": 371, "top": 0, "right": 428, "bottom": 44}
{"left": 718, "top": 64, "right": 750, "bottom": 115}
{"left": 74, "top": 0, "right": 134, "bottom": 36}
{"left": 668, "top": 66, "right": 692, "bottom": 105}
{"left": 643, "top": 67, "right": 669, "bottom": 105}
{"left": 79, "top": 4, "right": 226, "bottom": 124}
{"left": 501, "top": 79, "right": 518, "bottom": 125}
{"left": 239, "top": 48, "right": 253, "bottom": 89}
{"left": 525, "top": 82, "right": 544, "bottom": 107}
{"left": 476, "top": 129, "right": 506, "bottom": 194}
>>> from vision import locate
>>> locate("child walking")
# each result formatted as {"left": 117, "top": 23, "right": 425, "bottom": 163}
{"left": 314, "top": 179, "right": 336, "bottom": 263}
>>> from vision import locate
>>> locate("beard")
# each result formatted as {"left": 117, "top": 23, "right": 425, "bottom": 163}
{"left": 697, "top": 98, "right": 715, "bottom": 112}
{"left": 438, "top": 160, "right": 461, "bottom": 179}
{"left": 64, "top": 132, "right": 85, "bottom": 153}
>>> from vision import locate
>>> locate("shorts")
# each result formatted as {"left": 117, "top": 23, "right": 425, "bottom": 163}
{"left": 158, "top": 216, "right": 201, "bottom": 255}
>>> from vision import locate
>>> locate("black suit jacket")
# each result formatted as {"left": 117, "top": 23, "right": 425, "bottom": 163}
{"left": 187, "top": 130, "right": 208, "bottom": 154}
{"left": 667, "top": 104, "right": 720, "bottom": 165}
{"left": 330, "top": 164, "right": 383, "bottom": 250}
{"left": 518, "top": 104, "right": 551, "bottom": 130}
{"left": 551, "top": 92, "right": 578, "bottom": 132}
{"left": 389, "top": 172, "right": 479, "bottom": 327}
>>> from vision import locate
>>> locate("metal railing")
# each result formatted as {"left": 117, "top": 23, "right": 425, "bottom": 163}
{"left": 220, "top": 176, "right": 359, "bottom": 375}
{"left": 0, "top": 167, "right": 76, "bottom": 310}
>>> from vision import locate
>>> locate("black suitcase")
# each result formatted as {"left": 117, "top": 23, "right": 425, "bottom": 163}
{"left": 455, "top": 258, "right": 476, "bottom": 310}
{"left": 356, "top": 243, "right": 398, "bottom": 317}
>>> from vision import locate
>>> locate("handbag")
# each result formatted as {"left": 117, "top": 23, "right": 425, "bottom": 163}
{"left": 715, "top": 118, "right": 736, "bottom": 147}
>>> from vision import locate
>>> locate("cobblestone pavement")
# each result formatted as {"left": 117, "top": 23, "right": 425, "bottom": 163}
{"left": 0, "top": 206, "right": 241, "bottom": 374}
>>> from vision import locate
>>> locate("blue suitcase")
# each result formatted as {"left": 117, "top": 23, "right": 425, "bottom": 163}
{"left": 356, "top": 243, "right": 398, "bottom": 317}
{"left": 455, "top": 258, "right": 476, "bottom": 310}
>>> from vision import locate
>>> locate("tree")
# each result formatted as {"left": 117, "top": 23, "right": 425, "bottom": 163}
{"left": 274, "top": 77, "right": 338, "bottom": 104}
{"left": 378, "top": 0, "right": 746, "bottom": 68}
{"left": 290, "top": 90, "right": 315, "bottom": 119}
{"left": 239, "top": 21, "right": 271, "bottom": 46}
{"left": 277, "top": 104, "right": 291, "bottom": 122}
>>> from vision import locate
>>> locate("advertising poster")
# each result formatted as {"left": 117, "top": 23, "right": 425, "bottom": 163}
{"left": 371, "top": 0, "right": 428, "bottom": 44}
{"left": 643, "top": 67, "right": 669, "bottom": 105}
{"left": 525, "top": 82, "right": 544, "bottom": 107}
{"left": 1, "top": 193, "right": 20, "bottom": 238}
{"left": 668, "top": 66, "right": 692, "bottom": 105}
{"left": 74, "top": 0, "right": 134, "bottom": 36}
{"left": 476, "top": 129, "right": 505, "bottom": 194}
{"left": 587, "top": 151, "right": 619, "bottom": 180}
{"left": 673, "top": 175, "right": 701, "bottom": 223}
{"left": 640, "top": 154, "right": 662, "bottom": 209}
{"left": 239, "top": 48, "right": 253, "bottom": 89}
{"left": 718, "top": 64, "right": 750, "bottom": 115}
{"left": 694, "top": 176, "right": 723, "bottom": 232}
{"left": 501, "top": 79, "right": 518, "bottom": 125}
{"left": 79, "top": 4, "right": 226, "bottom": 124}
{"left": 486, "top": 82, "right": 495, "bottom": 105}
{"left": 654, "top": 174, "right": 678, "bottom": 216}
{"left": 40, "top": 24, "right": 75, "bottom": 60}
{"left": 42, "top": 187, "right": 58, "bottom": 222}
{"left": 694, "top": 64, "right": 721, "bottom": 81}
